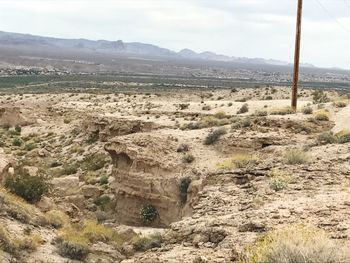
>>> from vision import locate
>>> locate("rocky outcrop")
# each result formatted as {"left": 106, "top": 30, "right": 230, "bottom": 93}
{"left": 105, "top": 133, "right": 184, "bottom": 227}
{"left": 0, "top": 150, "right": 15, "bottom": 185}
{"left": 0, "top": 107, "right": 33, "bottom": 126}
{"left": 85, "top": 117, "right": 156, "bottom": 142}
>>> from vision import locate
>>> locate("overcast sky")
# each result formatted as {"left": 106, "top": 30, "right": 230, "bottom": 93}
{"left": 0, "top": 0, "right": 350, "bottom": 68}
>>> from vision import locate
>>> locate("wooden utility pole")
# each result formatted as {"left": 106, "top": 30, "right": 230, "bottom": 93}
{"left": 291, "top": 0, "right": 303, "bottom": 111}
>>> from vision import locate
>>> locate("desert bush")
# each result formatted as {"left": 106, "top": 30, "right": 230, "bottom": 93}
{"left": 14, "top": 125, "right": 21, "bottom": 133}
{"left": 177, "top": 143, "right": 189, "bottom": 153}
{"left": 204, "top": 127, "right": 226, "bottom": 145}
{"left": 46, "top": 210, "right": 70, "bottom": 228}
{"left": 180, "top": 122, "right": 200, "bottom": 130}
{"left": 63, "top": 118, "right": 71, "bottom": 124}
{"left": 202, "top": 105, "right": 211, "bottom": 111}
{"left": 240, "top": 225, "right": 350, "bottom": 263}
{"left": 57, "top": 237, "right": 89, "bottom": 260}
{"left": 214, "top": 111, "right": 227, "bottom": 119}
{"left": 333, "top": 100, "right": 348, "bottom": 108}
{"left": 217, "top": 154, "right": 257, "bottom": 170}
{"left": 314, "top": 110, "right": 330, "bottom": 121}
{"left": 254, "top": 110, "right": 268, "bottom": 117}
{"left": 133, "top": 233, "right": 162, "bottom": 252}
{"left": 81, "top": 153, "right": 108, "bottom": 171}
{"left": 5, "top": 171, "right": 50, "bottom": 203}
{"left": 237, "top": 103, "right": 249, "bottom": 114}
{"left": 284, "top": 149, "right": 310, "bottom": 165}
{"left": 317, "top": 132, "right": 337, "bottom": 145}
{"left": 336, "top": 130, "right": 350, "bottom": 144}
{"left": 94, "top": 195, "right": 111, "bottom": 210}
{"left": 302, "top": 106, "right": 313, "bottom": 115}
{"left": 86, "top": 132, "right": 99, "bottom": 144}
{"left": 178, "top": 103, "right": 190, "bottom": 110}
{"left": 60, "top": 163, "right": 78, "bottom": 175}
{"left": 140, "top": 205, "right": 158, "bottom": 224}
{"left": 312, "top": 90, "right": 329, "bottom": 104}
{"left": 179, "top": 177, "right": 191, "bottom": 204}
{"left": 12, "top": 137, "right": 22, "bottom": 147}
{"left": 268, "top": 170, "right": 290, "bottom": 191}
{"left": 182, "top": 154, "right": 195, "bottom": 164}
{"left": 99, "top": 175, "right": 109, "bottom": 185}
{"left": 270, "top": 107, "right": 293, "bottom": 116}
{"left": 24, "top": 143, "right": 36, "bottom": 151}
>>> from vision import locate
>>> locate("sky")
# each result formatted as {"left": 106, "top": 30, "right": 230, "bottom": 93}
{"left": 0, "top": 0, "right": 350, "bottom": 68}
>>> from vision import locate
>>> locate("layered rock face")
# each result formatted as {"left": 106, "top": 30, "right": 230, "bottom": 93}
{"left": 85, "top": 117, "right": 155, "bottom": 142}
{"left": 0, "top": 107, "right": 32, "bottom": 126}
{"left": 105, "top": 133, "right": 184, "bottom": 227}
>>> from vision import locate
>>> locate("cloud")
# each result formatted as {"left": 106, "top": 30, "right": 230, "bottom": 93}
{"left": 0, "top": 0, "right": 350, "bottom": 68}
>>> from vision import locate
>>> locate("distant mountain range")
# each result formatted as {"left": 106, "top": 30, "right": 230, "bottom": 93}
{"left": 0, "top": 31, "right": 314, "bottom": 68}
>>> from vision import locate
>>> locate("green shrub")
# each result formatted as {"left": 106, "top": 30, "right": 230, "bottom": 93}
{"left": 81, "top": 153, "right": 108, "bottom": 171}
{"left": 217, "top": 154, "right": 257, "bottom": 170}
{"left": 255, "top": 110, "right": 268, "bottom": 117}
{"left": 140, "top": 205, "right": 158, "bottom": 224}
{"left": 336, "top": 130, "right": 350, "bottom": 144}
{"left": 94, "top": 195, "right": 111, "bottom": 210}
{"left": 57, "top": 239, "right": 89, "bottom": 260}
{"left": 86, "top": 132, "right": 99, "bottom": 144}
{"left": 284, "top": 149, "right": 310, "bottom": 165}
{"left": 317, "top": 132, "right": 337, "bottom": 145}
{"left": 5, "top": 172, "right": 50, "bottom": 203}
{"left": 237, "top": 103, "right": 249, "bottom": 114}
{"left": 312, "top": 90, "right": 329, "bottom": 104}
{"left": 24, "top": 143, "right": 36, "bottom": 151}
{"left": 302, "top": 107, "right": 313, "bottom": 115}
{"left": 14, "top": 125, "right": 21, "bottom": 133}
{"left": 12, "top": 137, "right": 22, "bottom": 147}
{"left": 182, "top": 154, "right": 195, "bottom": 164}
{"left": 133, "top": 233, "right": 162, "bottom": 252}
{"left": 99, "top": 175, "right": 109, "bottom": 185}
{"left": 204, "top": 127, "right": 226, "bottom": 145}
{"left": 179, "top": 177, "right": 191, "bottom": 204}
{"left": 60, "top": 163, "right": 78, "bottom": 175}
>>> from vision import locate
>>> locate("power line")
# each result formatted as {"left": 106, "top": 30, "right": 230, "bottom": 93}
{"left": 314, "top": 0, "right": 350, "bottom": 33}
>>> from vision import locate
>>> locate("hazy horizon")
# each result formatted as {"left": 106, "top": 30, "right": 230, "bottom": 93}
{"left": 1, "top": 0, "right": 350, "bottom": 69}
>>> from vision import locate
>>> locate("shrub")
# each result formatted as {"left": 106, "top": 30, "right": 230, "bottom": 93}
{"left": 240, "top": 225, "right": 350, "bottom": 263}
{"left": 214, "top": 111, "right": 227, "bottom": 119}
{"left": 140, "top": 205, "right": 158, "bottom": 224}
{"left": 86, "top": 132, "right": 99, "bottom": 144}
{"left": 81, "top": 153, "right": 108, "bottom": 171}
{"left": 333, "top": 100, "right": 348, "bottom": 108}
{"left": 302, "top": 107, "right": 313, "bottom": 115}
{"left": 99, "top": 175, "right": 109, "bottom": 185}
{"left": 178, "top": 103, "right": 190, "bottom": 110}
{"left": 12, "top": 137, "right": 22, "bottom": 147}
{"left": 60, "top": 163, "right": 78, "bottom": 175}
{"left": 94, "top": 195, "right": 111, "bottom": 210}
{"left": 133, "top": 233, "right": 162, "bottom": 252}
{"left": 5, "top": 171, "right": 50, "bottom": 203}
{"left": 24, "top": 143, "right": 36, "bottom": 151}
{"left": 46, "top": 210, "right": 70, "bottom": 228}
{"left": 268, "top": 170, "right": 290, "bottom": 191}
{"left": 179, "top": 177, "right": 191, "bottom": 204}
{"left": 57, "top": 237, "right": 89, "bottom": 260}
{"left": 182, "top": 154, "right": 195, "bottom": 164}
{"left": 312, "top": 90, "right": 329, "bottom": 104}
{"left": 217, "top": 154, "right": 257, "bottom": 170}
{"left": 284, "top": 149, "right": 309, "bottom": 165}
{"left": 177, "top": 143, "right": 189, "bottom": 153}
{"left": 237, "top": 103, "right": 249, "bottom": 114}
{"left": 15, "top": 125, "right": 21, "bottom": 133}
{"left": 317, "top": 132, "right": 337, "bottom": 145}
{"left": 255, "top": 110, "right": 268, "bottom": 117}
{"left": 270, "top": 107, "right": 293, "bottom": 116}
{"left": 336, "top": 130, "right": 350, "bottom": 144}
{"left": 204, "top": 127, "right": 226, "bottom": 145}
{"left": 63, "top": 118, "right": 71, "bottom": 124}
{"left": 314, "top": 110, "right": 330, "bottom": 121}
